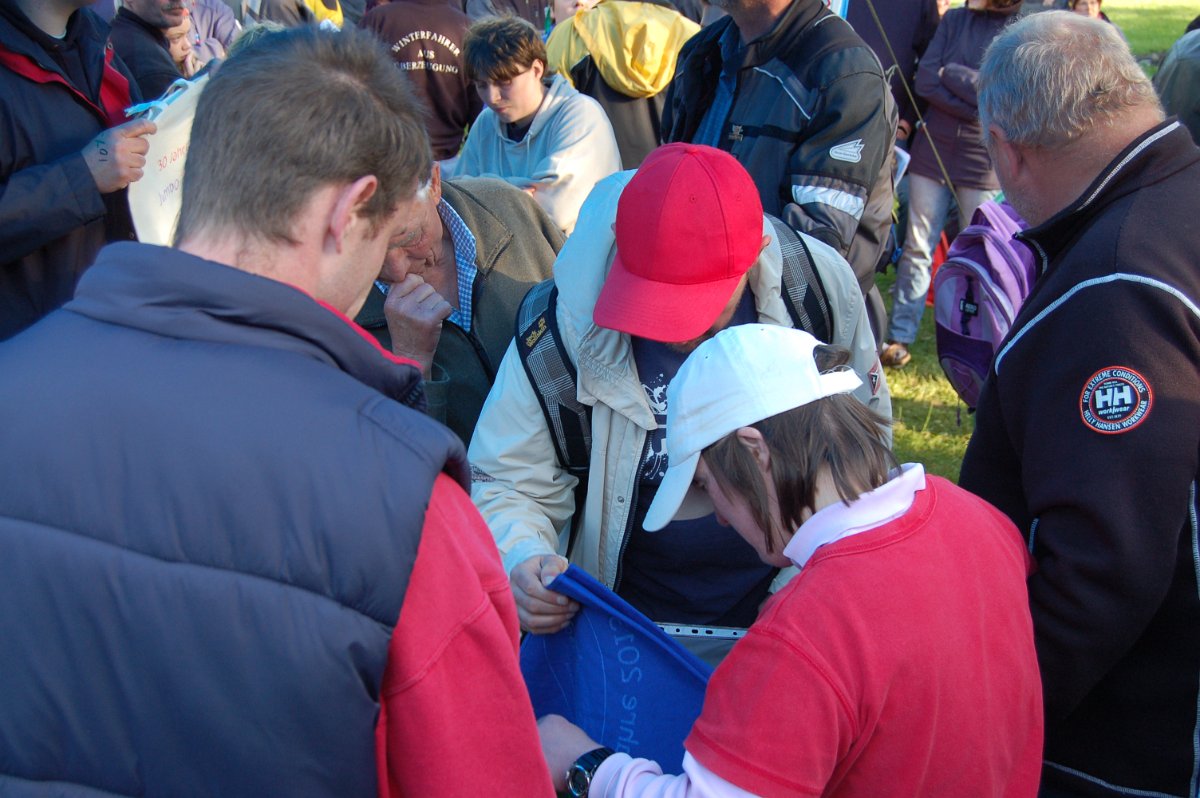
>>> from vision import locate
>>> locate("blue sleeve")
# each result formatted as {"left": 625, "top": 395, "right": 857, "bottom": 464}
{"left": 0, "top": 150, "right": 106, "bottom": 263}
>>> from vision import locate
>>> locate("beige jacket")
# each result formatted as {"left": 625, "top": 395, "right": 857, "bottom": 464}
{"left": 468, "top": 170, "right": 890, "bottom": 591}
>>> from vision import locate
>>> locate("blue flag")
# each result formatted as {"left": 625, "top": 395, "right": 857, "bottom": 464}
{"left": 520, "top": 565, "right": 712, "bottom": 771}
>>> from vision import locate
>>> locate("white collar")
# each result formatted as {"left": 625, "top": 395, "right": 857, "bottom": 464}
{"left": 782, "top": 463, "right": 926, "bottom": 569}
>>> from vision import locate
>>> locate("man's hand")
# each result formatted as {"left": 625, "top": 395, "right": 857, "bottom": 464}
{"left": 383, "top": 273, "right": 452, "bottom": 377}
{"left": 83, "top": 119, "right": 157, "bottom": 194}
{"left": 538, "top": 714, "right": 602, "bottom": 793}
{"left": 511, "top": 554, "right": 578, "bottom": 634}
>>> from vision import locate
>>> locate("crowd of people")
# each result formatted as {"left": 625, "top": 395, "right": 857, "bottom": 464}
{"left": 1, "top": 0, "right": 1199, "bottom": 796}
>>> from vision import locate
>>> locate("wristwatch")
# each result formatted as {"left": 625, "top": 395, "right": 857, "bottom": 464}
{"left": 566, "top": 746, "right": 616, "bottom": 797}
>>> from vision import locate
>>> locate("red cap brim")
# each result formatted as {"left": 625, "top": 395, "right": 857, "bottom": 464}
{"left": 593, "top": 251, "right": 746, "bottom": 343}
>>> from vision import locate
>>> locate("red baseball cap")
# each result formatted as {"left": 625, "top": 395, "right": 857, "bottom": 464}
{"left": 593, "top": 143, "right": 764, "bottom": 343}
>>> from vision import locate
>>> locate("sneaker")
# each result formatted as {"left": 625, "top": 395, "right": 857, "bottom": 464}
{"left": 880, "top": 341, "right": 912, "bottom": 369}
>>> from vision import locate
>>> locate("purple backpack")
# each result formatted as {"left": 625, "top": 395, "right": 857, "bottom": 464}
{"left": 933, "top": 200, "right": 1038, "bottom": 410}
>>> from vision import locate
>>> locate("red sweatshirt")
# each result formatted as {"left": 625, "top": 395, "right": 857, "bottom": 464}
{"left": 377, "top": 474, "right": 555, "bottom": 796}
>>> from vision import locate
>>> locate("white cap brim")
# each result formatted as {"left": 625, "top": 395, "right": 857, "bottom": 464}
{"left": 644, "top": 451, "right": 714, "bottom": 531}
{"left": 645, "top": 325, "right": 866, "bottom": 533}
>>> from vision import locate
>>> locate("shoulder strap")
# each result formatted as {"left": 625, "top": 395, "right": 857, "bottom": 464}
{"left": 516, "top": 280, "right": 592, "bottom": 556}
{"left": 768, "top": 215, "right": 833, "bottom": 344}
{"left": 515, "top": 279, "right": 592, "bottom": 482}
{"left": 971, "top": 199, "right": 1026, "bottom": 241}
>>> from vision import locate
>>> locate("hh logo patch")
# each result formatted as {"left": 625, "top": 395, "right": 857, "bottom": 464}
{"left": 829, "top": 139, "right": 864, "bottom": 163}
{"left": 1079, "top": 367, "right": 1152, "bottom": 434}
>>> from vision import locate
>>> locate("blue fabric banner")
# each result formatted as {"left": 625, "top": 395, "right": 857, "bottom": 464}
{"left": 520, "top": 565, "right": 713, "bottom": 771}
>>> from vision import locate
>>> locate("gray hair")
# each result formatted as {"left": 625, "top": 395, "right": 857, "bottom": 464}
{"left": 978, "top": 12, "right": 1162, "bottom": 149}
{"left": 225, "top": 20, "right": 288, "bottom": 57}
{"left": 176, "top": 26, "right": 432, "bottom": 245}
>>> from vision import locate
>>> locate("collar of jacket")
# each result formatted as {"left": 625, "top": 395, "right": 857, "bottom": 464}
{"left": 67, "top": 242, "right": 429, "bottom": 412}
{"left": 700, "top": 0, "right": 830, "bottom": 70}
{"left": 0, "top": 8, "right": 132, "bottom": 126}
{"left": 553, "top": 170, "right": 792, "bottom": 430}
{"left": 0, "top": 0, "right": 88, "bottom": 50}
{"left": 441, "top": 180, "right": 514, "bottom": 278}
{"left": 498, "top": 72, "right": 573, "bottom": 143}
{"left": 115, "top": 5, "right": 170, "bottom": 49}
{"left": 1018, "top": 120, "right": 1198, "bottom": 267}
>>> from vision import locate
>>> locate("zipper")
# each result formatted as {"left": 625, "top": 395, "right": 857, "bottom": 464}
{"left": 468, "top": 270, "right": 496, "bottom": 380}
{"left": 947, "top": 256, "right": 1019, "bottom": 325}
{"left": 611, "top": 433, "right": 649, "bottom": 594}
{"left": 1031, "top": 238, "right": 1050, "bottom": 278}
{"left": 1016, "top": 231, "right": 1051, "bottom": 279}
{"left": 466, "top": 330, "right": 495, "bottom": 381}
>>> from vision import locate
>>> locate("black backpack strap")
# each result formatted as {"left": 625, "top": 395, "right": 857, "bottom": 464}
{"left": 768, "top": 215, "right": 833, "bottom": 344}
{"left": 515, "top": 281, "right": 592, "bottom": 548}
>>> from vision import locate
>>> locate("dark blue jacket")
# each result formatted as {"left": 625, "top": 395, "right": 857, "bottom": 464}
{"left": 110, "top": 6, "right": 183, "bottom": 101}
{"left": 0, "top": 4, "right": 138, "bottom": 341}
{"left": 961, "top": 121, "right": 1200, "bottom": 797}
{"left": 662, "top": 0, "right": 896, "bottom": 334}
{"left": 0, "top": 242, "right": 465, "bottom": 796}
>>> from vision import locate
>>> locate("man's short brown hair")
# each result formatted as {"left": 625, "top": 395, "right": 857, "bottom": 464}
{"left": 176, "top": 26, "right": 432, "bottom": 245}
{"left": 463, "top": 16, "right": 548, "bottom": 84}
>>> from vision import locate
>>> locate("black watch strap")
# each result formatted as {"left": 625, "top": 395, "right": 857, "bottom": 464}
{"left": 566, "top": 745, "right": 616, "bottom": 797}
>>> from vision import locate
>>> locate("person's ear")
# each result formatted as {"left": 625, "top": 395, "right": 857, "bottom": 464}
{"left": 428, "top": 162, "right": 443, "bottom": 205}
{"left": 735, "top": 426, "right": 772, "bottom": 474}
{"left": 986, "top": 125, "right": 1023, "bottom": 183}
{"left": 328, "top": 175, "right": 379, "bottom": 253}
{"left": 745, "top": 233, "right": 773, "bottom": 275}
{"left": 532, "top": 59, "right": 546, "bottom": 80}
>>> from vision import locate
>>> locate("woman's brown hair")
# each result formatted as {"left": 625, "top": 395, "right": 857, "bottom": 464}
{"left": 463, "top": 16, "right": 549, "bottom": 84}
{"left": 703, "top": 345, "right": 897, "bottom": 552}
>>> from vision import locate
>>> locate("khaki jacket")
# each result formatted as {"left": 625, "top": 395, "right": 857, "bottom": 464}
{"left": 469, "top": 170, "right": 890, "bottom": 591}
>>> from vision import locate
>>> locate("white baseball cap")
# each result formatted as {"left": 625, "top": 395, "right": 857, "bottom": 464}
{"left": 644, "top": 324, "right": 862, "bottom": 531}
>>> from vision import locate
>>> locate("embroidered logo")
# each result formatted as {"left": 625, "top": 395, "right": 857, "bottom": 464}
{"left": 728, "top": 124, "right": 745, "bottom": 142}
{"left": 524, "top": 316, "right": 547, "bottom": 348}
{"left": 868, "top": 359, "right": 882, "bottom": 396}
{"left": 469, "top": 464, "right": 496, "bottom": 483}
{"left": 641, "top": 378, "right": 670, "bottom": 480}
{"left": 1079, "top": 366, "right": 1152, "bottom": 434}
{"left": 829, "top": 139, "right": 864, "bottom": 163}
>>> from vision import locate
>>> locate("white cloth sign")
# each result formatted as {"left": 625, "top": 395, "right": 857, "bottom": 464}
{"left": 127, "top": 75, "right": 209, "bottom": 246}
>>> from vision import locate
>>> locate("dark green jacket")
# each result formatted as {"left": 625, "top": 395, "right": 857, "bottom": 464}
{"left": 357, "top": 177, "right": 563, "bottom": 445}
{"left": 1154, "top": 29, "right": 1200, "bottom": 146}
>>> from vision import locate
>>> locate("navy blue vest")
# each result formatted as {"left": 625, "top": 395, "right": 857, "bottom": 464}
{"left": 0, "top": 244, "right": 464, "bottom": 796}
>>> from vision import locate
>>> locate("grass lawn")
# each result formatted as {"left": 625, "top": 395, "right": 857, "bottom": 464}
{"left": 1105, "top": 0, "right": 1197, "bottom": 69}
{"left": 874, "top": 271, "right": 975, "bottom": 481}
{"left": 876, "top": 2, "right": 1185, "bottom": 480}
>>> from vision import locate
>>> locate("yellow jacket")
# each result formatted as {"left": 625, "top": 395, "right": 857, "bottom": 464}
{"left": 302, "top": 0, "right": 343, "bottom": 27}
{"left": 546, "top": 0, "right": 698, "bottom": 99}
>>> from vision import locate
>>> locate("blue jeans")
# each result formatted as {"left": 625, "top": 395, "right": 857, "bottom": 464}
{"left": 887, "top": 173, "right": 998, "bottom": 344}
